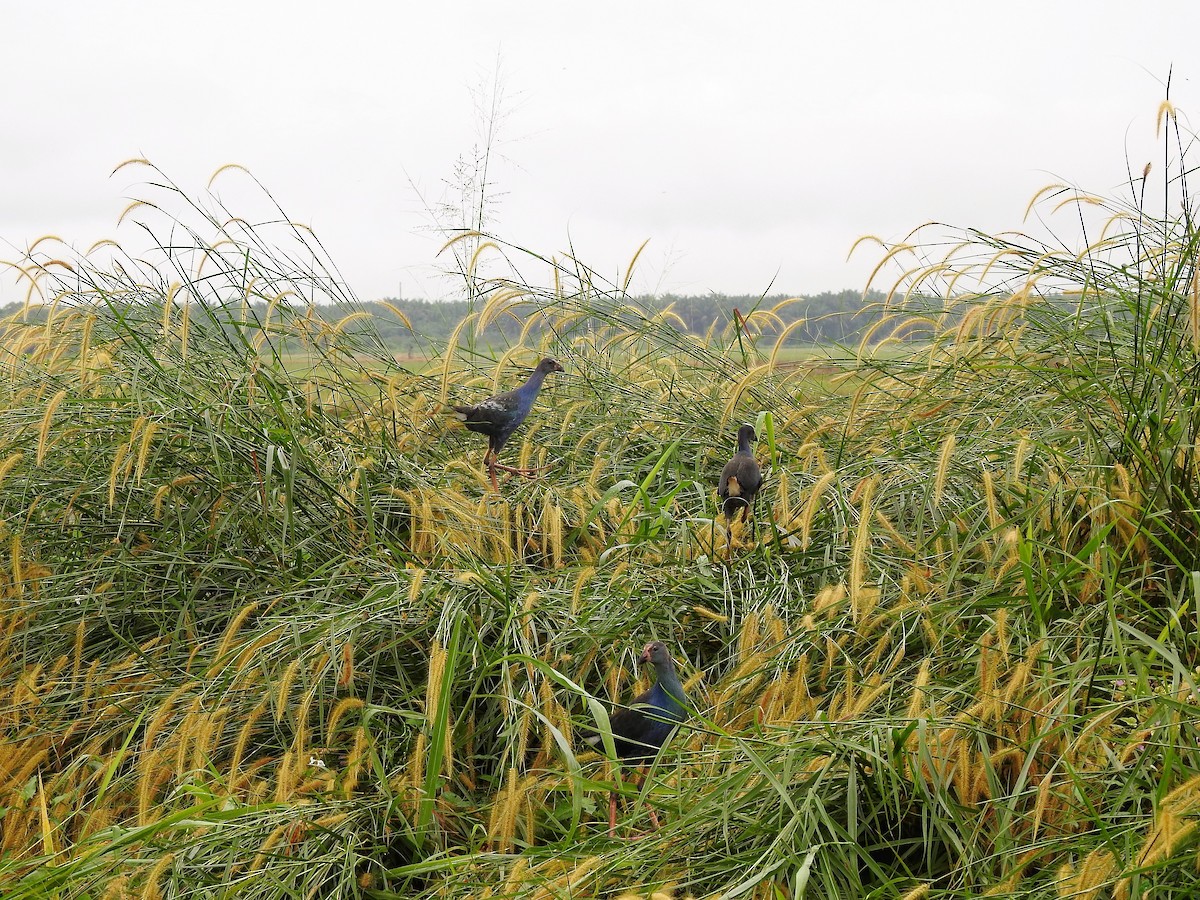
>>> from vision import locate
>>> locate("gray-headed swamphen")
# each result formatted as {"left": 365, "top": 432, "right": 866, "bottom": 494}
{"left": 582, "top": 640, "right": 688, "bottom": 834}
{"left": 451, "top": 357, "right": 563, "bottom": 491}
{"left": 719, "top": 424, "right": 762, "bottom": 522}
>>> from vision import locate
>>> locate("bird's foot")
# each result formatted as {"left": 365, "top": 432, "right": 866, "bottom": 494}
{"left": 493, "top": 462, "right": 556, "bottom": 478}
{"left": 646, "top": 805, "right": 662, "bottom": 830}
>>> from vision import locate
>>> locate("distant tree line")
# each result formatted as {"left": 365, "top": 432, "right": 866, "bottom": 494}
{"left": 355, "top": 289, "right": 916, "bottom": 353}
{"left": 0, "top": 288, "right": 949, "bottom": 355}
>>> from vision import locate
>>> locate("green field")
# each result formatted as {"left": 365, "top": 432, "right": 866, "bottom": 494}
{"left": 3, "top": 136, "right": 1200, "bottom": 900}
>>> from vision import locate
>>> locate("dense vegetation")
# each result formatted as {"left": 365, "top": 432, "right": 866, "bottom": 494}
{"left": 3, "top": 104, "right": 1200, "bottom": 899}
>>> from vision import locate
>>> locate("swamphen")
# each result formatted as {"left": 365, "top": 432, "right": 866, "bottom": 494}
{"left": 583, "top": 640, "right": 688, "bottom": 834}
{"left": 451, "top": 357, "right": 564, "bottom": 491}
{"left": 719, "top": 424, "right": 762, "bottom": 522}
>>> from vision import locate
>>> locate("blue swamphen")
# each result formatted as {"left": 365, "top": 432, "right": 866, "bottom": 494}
{"left": 583, "top": 640, "right": 688, "bottom": 834}
{"left": 719, "top": 424, "right": 762, "bottom": 522}
{"left": 451, "top": 357, "right": 564, "bottom": 491}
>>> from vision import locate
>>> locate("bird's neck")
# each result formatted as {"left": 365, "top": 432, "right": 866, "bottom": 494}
{"left": 655, "top": 665, "right": 687, "bottom": 709}
{"left": 521, "top": 369, "right": 549, "bottom": 394}
{"left": 737, "top": 436, "right": 754, "bottom": 454}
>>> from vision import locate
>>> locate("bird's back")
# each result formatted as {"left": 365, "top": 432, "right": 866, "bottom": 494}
{"left": 453, "top": 390, "right": 521, "bottom": 439}
{"left": 452, "top": 366, "right": 551, "bottom": 444}
{"left": 719, "top": 452, "right": 762, "bottom": 515}
{"left": 604, "top": 680, "right": 687, "bottom": 765}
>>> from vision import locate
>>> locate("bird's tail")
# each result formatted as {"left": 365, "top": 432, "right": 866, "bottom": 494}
{"left": 723, "top": 497, "right": 751, "bottom": 519}
{"left": 438, "top": 401, "right": 470, "bottom": 422}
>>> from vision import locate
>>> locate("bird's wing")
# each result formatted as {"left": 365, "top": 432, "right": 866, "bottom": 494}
{"left": 718, "top": 460, "right": 736, "bottom": 498}
{"left": 456, "top": 391, "right": 519, "bottom": 425}
{"left": 742, "top": 459, "right": 763, "bottom": 493}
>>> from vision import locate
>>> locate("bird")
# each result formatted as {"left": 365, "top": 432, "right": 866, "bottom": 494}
{"left": 450, "top": 357, "right": 564, "bottom": 491}
{"left": 719, "top": 424, "right": 762, "bottom": 522}
{"left": 582, "top": 640, "right": 688, "bottom": 834}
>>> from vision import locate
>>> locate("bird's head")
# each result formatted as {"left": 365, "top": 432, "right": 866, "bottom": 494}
{"left": 640, "top": 640, "right": 672, "bottom": 668}
{"left": 537, "top": 357, "right": 565, "bottom": 375}
{"left": 737, "top": 424, "right": 757, "bottom": 444}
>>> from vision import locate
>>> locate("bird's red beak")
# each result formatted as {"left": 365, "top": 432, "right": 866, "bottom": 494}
{"left": 639, "top": 647, "right": 652, "bottom": 664}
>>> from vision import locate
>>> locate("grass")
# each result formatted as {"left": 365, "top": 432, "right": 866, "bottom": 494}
{"left": 3, "top": 101, "right": 1200, "bottom": 899}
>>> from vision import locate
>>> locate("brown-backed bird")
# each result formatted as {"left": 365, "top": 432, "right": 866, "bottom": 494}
{"left": 718, "top": 424, "right": 762, "bottom": 521}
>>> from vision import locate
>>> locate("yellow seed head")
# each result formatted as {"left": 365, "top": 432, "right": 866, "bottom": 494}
{"left": 230, "top": 698, "right": 269, "bottom": 785}
{"left": 142, "top": 682, "right": 192, "bottom": 752}
{"left": 487, "top": 766, "right": 521, "bottom": 853}
{"left": 0, "top": 452, "right": 25, "bottom": 492}
{"left": 798, "top": 470, "right": 837, "bottom": 549}
{"left": 209, "top": 602, "right": 260, "bottom": 677}
{"left": 140, "top": 851, "right": 175, "bottom": 900}
{"left": 932, "top": 432, "right": 956, "bottom": 507}
{"left": 849, "top": 479, "right": 877, "bottom": 623}
{"left": 36, "top": 389, "right": 67, "bottom": 465}
{"left": 516, "top": 690, "right": 535, "bottom": 763}
{"left": 737, "top": 610, "right": 762, "bottom": 660}
{"left": 9, "top": 534, "right": 22, "bottom": 593}
{"left": 250, "top": 819, "right": 292, "bottom": 872}
{"left": 571, "top": 566, "right": 596, "bottom": 615}
{"left": 1031, "top": 774, "right": 1054, "bottom": 841}
{"left": 107, "top": 442, "right": 132, "bottom": 508}
{"left": 274, "top": 659, "right": 302, "bottom": 723}
{"left": 135, "top": 420, "right": 161, "bottom": 483}
{"left": 982, "top": 467, "right": 1000, "bottom": 530}
{"left": 343, "top": 725, "right": 369, "bottom": 796}
{"left": 326, "top": 697, "right": 365, "bottom": 744}
{"left": 1191, "top": 265, "right": 1200, "bottom": 355}
{"left": 1011, "top": 436, "right": 1030, "bottom": 483}
{"left": 71, "top": 616, "right": 86, "bottom": 682}
{"left": 812, "top": 582, "right": 847, "bottom": 618}
{"left": 1072, "top": 846, "right": 1117, "bottom": 896}
{"left": 906, "top": 657, "right": 933, "bottom": 720}
{"left": 407, "top": 567, "right": 425, "bottom": 605}
{"left": 137, "top": 750, "right": 170, "bottom": 827}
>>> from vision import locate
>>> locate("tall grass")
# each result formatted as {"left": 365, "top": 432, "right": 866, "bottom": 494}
{"left": 3, "top": 102, "right": 1200, "bottom": 899}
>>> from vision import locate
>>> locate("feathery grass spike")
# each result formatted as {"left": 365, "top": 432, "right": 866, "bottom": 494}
{"left": 450, "top": 357, "right": 563, "bottom": 491}
{"left": 582, "top": 640, "right": 687, "bottom": 834}
{"left": 719, "top": 424, "right": 763, "bottom": 522}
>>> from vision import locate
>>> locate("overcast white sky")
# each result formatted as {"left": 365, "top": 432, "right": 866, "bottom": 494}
{"left": 3, "top": 1, "right": 1198, "bottom": 303}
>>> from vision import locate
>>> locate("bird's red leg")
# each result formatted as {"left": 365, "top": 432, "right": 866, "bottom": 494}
{"left": 608, "top": 791, "right": 619, "bottom": 836}
{"left": 624, "top": 770, "right": 661, "bottom": 839}
{"left": 493, "top": 462, "right": 555, "bottom": 477}
{"left": 486, "top": 451, "right": 501, "bottom": 493}
{"left": 646, "top": 804, "right": 662, "bottom": 831}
